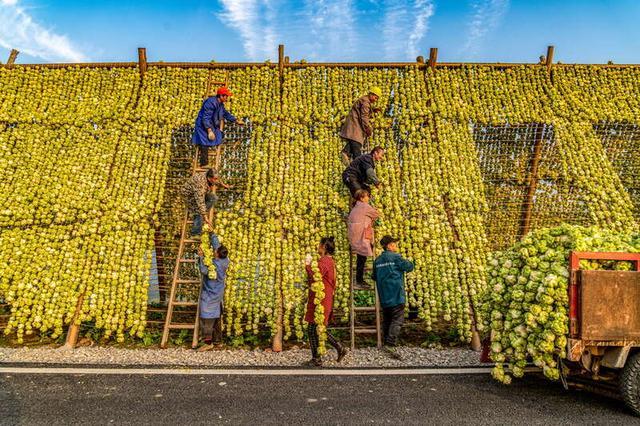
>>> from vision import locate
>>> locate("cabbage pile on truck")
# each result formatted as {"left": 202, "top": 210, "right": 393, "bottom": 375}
{"left": 480, "top": 224, "right": 640, "bottom": 384}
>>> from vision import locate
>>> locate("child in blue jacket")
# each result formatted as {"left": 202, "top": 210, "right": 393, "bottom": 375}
{"left": 372, "top": 235, "right": 414, "bottom": 360}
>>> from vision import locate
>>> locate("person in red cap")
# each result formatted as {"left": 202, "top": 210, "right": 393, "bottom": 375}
{"left": 192, "top": 87, "right": 244, "bottom": 166}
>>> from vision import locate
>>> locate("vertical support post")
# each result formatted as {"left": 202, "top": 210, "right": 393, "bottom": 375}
{"left": 138, "top": 47, "right": 148, "bottom": 79}
{"left": 6, "top": 49, "right": 19, "bottom": 67}
{"left": 442, "top": 193, "right": 481, "bottom": 351}
{"left": 154, "top": 230, "right": 167, "bottom": 303}
{"left": 519, "top": 123, "right": 546, "bottom": 238}
{"left": 416, "top": 56, "right": 425, "bottom": 64}
{"left": 63, "top": 292, "right": 86, "bottom": 349}
{"left": 278, "top": 44, "right": 285, "bottom": 76}
{"left": 545, "top": 45, "right": 555, "bottom": 71}
{"left": 272, "top": 43, "right": 286, "bottom": 353}
{"left": 428, "top": 48, "right": 438, "bottom": 68}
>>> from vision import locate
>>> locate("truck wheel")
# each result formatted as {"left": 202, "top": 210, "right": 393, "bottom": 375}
{"left": 620, "top": 352, "right": 640, "bottom": 416}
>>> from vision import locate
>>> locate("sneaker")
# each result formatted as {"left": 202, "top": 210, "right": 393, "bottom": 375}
{"left": 382, "top": 346, "right": 403, "bottom": 361}
{"left": 353, "top": 281, "right": 371, "bottom": 290}
{"left": 337, "top": 347, "right": 349, "bottom": 363}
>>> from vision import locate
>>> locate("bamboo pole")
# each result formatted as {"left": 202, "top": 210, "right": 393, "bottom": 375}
{"left": 7, "top": 49, "right": 19, "bottom": 67}
{"left": 271, "top": 43, "right": 285, "bottom": 353}
{"left": 138, "top": 47, "right": 148, "bottom": 78}
{"left": 519, "top": 123, "right": 546, "bottom": 238}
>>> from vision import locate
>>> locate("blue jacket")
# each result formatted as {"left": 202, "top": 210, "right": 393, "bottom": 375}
{"left": 192, "top": 96, "right": 237, "bottom": 147}
{"left": 372, "top": 250, "right": 414, "bottom": 308}
{"left": 198, "top": 234, "right": 229, "bottom": 319}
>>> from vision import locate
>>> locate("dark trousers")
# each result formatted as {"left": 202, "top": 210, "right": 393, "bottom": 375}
{"left": 199, "top": 316, "right": 223, "bottom": 344}
{"left": 190, "top": 192, "right": 217, "bottom": 236}
{"left": 343, "top": 173, "right": 370, "bottom": 198}
{"left": 308, "top": 323, "right": 343, "bottom": 359}
{"left": 198, "top": 145, "right": 209, "bottom": 166}
{"left": 356, "top": 254, "right": 367, "bottom": 284}
{"left": 382, "top": 304, "right": 405, "bottom": 346}
{"left": 342, "top": 138, "right": 363, "bottom": 161}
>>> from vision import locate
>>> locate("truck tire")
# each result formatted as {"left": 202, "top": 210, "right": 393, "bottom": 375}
{"left": 620, "top": 352, "right": 640, "bottom": 416}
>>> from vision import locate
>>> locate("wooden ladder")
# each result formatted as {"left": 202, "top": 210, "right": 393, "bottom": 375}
{"left": 349, "top": 250, "right": 382, "bottom": 350}
{"left": 160, "top": 74, "right": 228, "bottom": 349}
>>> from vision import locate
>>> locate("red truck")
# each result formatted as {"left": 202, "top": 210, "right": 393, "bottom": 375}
{"left": 564, "top": 251, "right": 640, "bottom": 415}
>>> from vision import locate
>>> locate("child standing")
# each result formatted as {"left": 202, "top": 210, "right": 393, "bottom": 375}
{"left": 372, "top": 236, "right": 414, "bottom": 360}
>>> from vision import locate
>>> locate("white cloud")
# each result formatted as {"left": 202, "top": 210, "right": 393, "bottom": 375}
{"left": 218, "top": 0, "right": 279, "bottom": 61}
{"left": 463, "top": 0, "right": 509, "bottom": 56}
{"left": 301, "top": 0, "right": 358, "bottom": 61}
{"left": 382, "top": 0, "right": 434, "bottom": 61}
{"left": 0, "top": 1, "right": 86, "bottom": 62}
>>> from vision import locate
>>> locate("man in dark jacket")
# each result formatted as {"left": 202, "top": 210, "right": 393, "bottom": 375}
{"left": 340, "top": 87, "right": 382, "bottom": 165}
{"left": 192, "top": 87, "right": 245, "bottom": 166}
{"left": 372, "top": 235, "right": 414, "bottom": 360}
{"left": 342, "top": 146, "right": 385, "bottom": 198}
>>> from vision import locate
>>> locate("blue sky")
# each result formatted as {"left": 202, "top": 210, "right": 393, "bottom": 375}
{"left": 1, "top": 0, "right": 639, "bottom": 64}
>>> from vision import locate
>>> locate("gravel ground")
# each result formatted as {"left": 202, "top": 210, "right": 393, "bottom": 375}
{"left": 0, "top": 345, "right": 484, "bottom": 368}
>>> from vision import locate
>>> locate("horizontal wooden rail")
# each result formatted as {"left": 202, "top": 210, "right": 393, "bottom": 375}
{"left": 4, "top": 61, "right": 640, "bottom": 70}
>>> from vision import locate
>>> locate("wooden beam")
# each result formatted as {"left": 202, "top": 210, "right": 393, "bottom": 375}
{"left": 416, "top": 55, "right": 425, "bottom": 64}
{"left": 138, "top": 47, "right": 148, "bottom": 78}
{"left": 428, "top": 48, "right": 438, "bottom": 68}
{"left": 278, "top": 44, "right": 285, "bottom": 76}
{"left": 545, "top": 45, "right": 555, "bottom": 71}
{"left": 63, "top": 292, "right": 86, "bottom": 349}
{"left": 6, "top": 49, "right": 19, "bottom": 67}
{"left": 441, "top": 192, "right": 481, "bottom": 351}
{"left": 272, "top": 43, "right": 285, "bottom": 353}
{"left": 519, "top": 123, "right": 546, "bottom": 238}
{"left": 284, "top": 56, "right": 290, "bottom": 64}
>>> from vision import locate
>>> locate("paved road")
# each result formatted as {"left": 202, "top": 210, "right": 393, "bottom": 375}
{"left": 0, "top": 370, "right": 638, "bottom": 425}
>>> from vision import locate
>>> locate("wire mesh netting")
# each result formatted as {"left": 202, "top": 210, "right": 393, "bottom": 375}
{"left": 472, "top": 122, "right": 591, "bottom": 250}
{"left": 594, "top": 122, "right": 640, "bottom": 221}
{"left": 150, "top": 121, "right": 252, "bottom": 307}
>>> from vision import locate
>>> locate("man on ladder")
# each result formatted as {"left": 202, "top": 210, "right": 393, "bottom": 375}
{"left": 340, "top": 86, "right": 383, "bottom": 166}
{"left": 192, "top": 86, "right": 245, "bottom": 167}
{"left": 342, "top": 146, "right": 385, "bottom": 199}
{"left": 181, "top": 168, "right": 230, "bottom": 237}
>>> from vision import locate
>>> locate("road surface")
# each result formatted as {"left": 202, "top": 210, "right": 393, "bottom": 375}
{"left": 0, "top": 368, "right": 637, "bottom": 425}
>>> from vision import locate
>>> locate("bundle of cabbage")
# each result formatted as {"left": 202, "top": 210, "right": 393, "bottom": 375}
{"left": 481, "top": 224, "right": 640, "bottom": 384}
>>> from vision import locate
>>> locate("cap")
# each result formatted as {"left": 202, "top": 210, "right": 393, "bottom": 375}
{"left": 217, "top": 87, "right": 233, "bottom": 97}
{"left": 380, "top": 235, "right": 398, "bottom": 248}
{"left": 369, "top": 86, "right": 382, "bottom": 98}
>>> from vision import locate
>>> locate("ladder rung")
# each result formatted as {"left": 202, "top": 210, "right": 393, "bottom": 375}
{"left": 183, "top": 238, "right": 201, "bottom": 243}
{"left": 176, "top": 279, "right": 201, "bottom": 284}
{"left": 354, "top": 328, "right": 378, "bottom": 334}
{"left": 354, "top": 307, "right": 377, "bottom": 312}
{"left": 172, "top": 301, "right": 198, "bottom": 307}
{"left": 179, "top": 258, "right": 198, "bottom": 263}
{"left": 169, "top": 324, "right": 196, "bottom": 330}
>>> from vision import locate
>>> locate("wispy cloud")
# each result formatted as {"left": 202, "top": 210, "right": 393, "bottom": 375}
{"left": 301, "top": 0, "right": 357, "bottom": 61}
{"left": 218, "top": 0, "right": 278, "bottom": 61}
{"left": 0, "top": 0, "right": 86, "bottom": 62}
{"left": 382, "top": 0, "right": 435, "bottom": 61}
{"left": 463, "top": 0, "right": 509, "bottom": 56}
